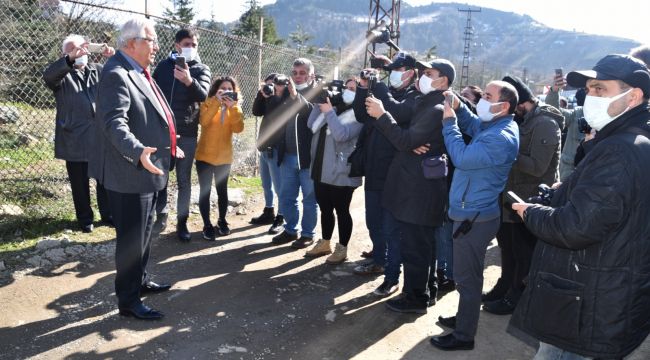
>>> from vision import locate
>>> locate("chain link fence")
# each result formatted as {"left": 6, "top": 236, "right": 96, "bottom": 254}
{"left": 0, "top": 0, "right": 352, "bottom": 237}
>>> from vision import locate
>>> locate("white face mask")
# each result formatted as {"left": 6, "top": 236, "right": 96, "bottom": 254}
{"left": 342, "top": 89, "right": 355, "bottom": 105}
{"left": 418, "top": 74, "right": 442, "bottom": 95}
{"left": 180, "top": 47, "right": 197, "bottom": 62}
{"left": 476, "top": 98, "right": 504, "bottom": 122}
{"left": 294, "top": 82, "right": 309, "bottom": 91}
{"left": 74, "top": 55, "right": 88, "bottom": 67}
{"left": 583, "top": 89, "right": 632, "bottom": 131}
{"left": 389, "top": 71, "right": 405, "bottom": 88}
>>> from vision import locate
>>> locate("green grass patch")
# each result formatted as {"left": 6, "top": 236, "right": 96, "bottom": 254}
{"left": 229, "top": 175, "right": 262, "bottom": 196}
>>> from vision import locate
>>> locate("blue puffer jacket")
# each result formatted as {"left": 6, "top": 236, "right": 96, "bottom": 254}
{"left": 443, "top": 103, "right": 519, "bottom": 222}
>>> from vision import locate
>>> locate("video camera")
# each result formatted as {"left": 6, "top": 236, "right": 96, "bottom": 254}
{"left": 315, "top": 79, "right": 345, "bottom": 106}
{"left": 366, "top": 21, "right": 401, "bottom": 52}
{"left": 360, "top": 69, "right": 378, "bottom": 97}
{"left": 262, "top": 74, "right": 290, "bottom": 96}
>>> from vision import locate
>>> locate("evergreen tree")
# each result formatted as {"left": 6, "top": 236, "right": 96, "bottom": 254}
{"left": 232, "top": 0, "right": 283, "bottom": 45}
{"left": 163, "top": 0, "right": 195, "bottom": 25}
{"left": 288, "top": 24, "right": 313, "bottom": 50}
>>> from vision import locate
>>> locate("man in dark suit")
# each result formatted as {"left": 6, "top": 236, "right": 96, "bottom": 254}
{"left": 96, "top": 18, "right": 179, "bottom": 320}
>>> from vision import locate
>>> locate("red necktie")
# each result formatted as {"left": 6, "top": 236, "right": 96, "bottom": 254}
{"left": 143, "top": 68, "right": 176, "bottom": 157}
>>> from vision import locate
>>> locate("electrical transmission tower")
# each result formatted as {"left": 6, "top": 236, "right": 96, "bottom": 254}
{"left": 458, "top": 7, "right": 481, "bottom": 87}
{"left": 365, "top": 0, "right": 402, "bottom": 67}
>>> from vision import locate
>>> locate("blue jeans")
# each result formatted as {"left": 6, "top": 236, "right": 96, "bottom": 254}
{"left": 435, "top": 220, "right": 454, "bottom": 280}
{"left": 279, "top": 154, "right": 317, "bottom": 238}
{"left": 534, "top": 342, "right": 593, "bottom": 360}
{"left": 175, "top": 136, "right": 197, "bottom": 220}
{"left": 260, "top": 148, "right": 283, "bottom": 213}
{"left": 365, "top": 190, "right": 401, "bottom": 283}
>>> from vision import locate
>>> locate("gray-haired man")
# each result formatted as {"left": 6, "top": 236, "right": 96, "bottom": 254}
{"left": 96, "top": 18, "right": 180, "bottom": 320}
{"left": 43, "top": 35, "right": 115, "bottom": 233}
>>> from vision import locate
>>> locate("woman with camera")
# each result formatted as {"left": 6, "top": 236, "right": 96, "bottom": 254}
{"left": 304, "top": 78, "right": 363, "bottom": 264}
{"left": 195, "top": 76, "right": 244, "bottom": 240}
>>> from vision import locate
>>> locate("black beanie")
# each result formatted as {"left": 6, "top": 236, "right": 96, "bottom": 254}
{"left": 502, "top": 75, "right": 535, "bottom": 104}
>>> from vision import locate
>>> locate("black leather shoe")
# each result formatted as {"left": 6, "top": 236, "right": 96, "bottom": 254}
{"left": 291, "top": 236, "right": 314, "bottom": 249}
{"left": 483, "top": 297, "right": 516, "bottom": 315}
{"left": 99, "top": 217, "right": 114, "bottom": 227}
{"left": 482, "top": 278, "right": 507, "bottom": 302}
{"left": 141, "top": 281, "right": 171, "bottom": 294}
{"left": 438, "top": 279, "right": 456, "bottom": 294}
{"left": 385, "top": 296, "right": 427, "bottom": 314}
{"left": 81, "top": 223, "right": 93, "bottom": 233}
{"left": 250, "top": 207, "right": 275, "bottom": 225}
{"left": 268, "top": 215, "right": 284, "bottom": 235}
{"left": 271, "top": 230, "right": 298, "bottom": 245}
{"left": 119, "top": 303, "right": 164, "bottom": 320}
{"left": 438, "top": 315, "right": 456, "bottom": 329}
{"left": 430, "top": 333, "right": 474, "bottom": 351}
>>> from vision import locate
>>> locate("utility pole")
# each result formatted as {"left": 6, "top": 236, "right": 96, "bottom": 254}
{"left": 458, "top": 7, "right": 481, "bottom": 87}
{"left": 365, "top": 0, "right": 402, "bottom": 67}
{"left": 523, "top": 67, "right": 528, "bottom": 83}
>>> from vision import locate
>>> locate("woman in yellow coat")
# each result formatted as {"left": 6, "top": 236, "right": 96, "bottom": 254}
{"left": 195, "top": 76, "right": 244, "bottom": 239}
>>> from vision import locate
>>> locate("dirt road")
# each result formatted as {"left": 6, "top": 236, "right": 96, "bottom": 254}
{"left": 1, "top": 191, "right": 649, "bottom": 359}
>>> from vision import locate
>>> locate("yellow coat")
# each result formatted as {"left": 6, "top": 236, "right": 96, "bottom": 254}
{"left": 195, "top": 96, "right": 244, "bottom": 166}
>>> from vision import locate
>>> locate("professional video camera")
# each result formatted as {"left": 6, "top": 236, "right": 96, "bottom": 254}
{"left": 262, "top": 74, "right": 290, "bottom": 96}
{"left": 527, "top": 184, "right": 555, "bottom": 206}
{"left": 360, "top": 69, "right": 378, "bottom": 97}
{"left": 366, "top": 21, "right": 401, "bottom": 52}
{"left": 577, "top": 117, "right": 592, "bottom": 134}
{"left": 315, "top": 79, "right": 345, "bottom": 106}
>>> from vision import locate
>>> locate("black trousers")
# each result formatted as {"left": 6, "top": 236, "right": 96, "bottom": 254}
{"left": 496, "top": 222, "right": 537, "bottom": 300}
{"left": 400, "top": 221, "right": 437, "bottom": 306}
{"left": 313, "top": 182, "right": 355, "bottom": 246}
{"left": 196, "top": 161, "right": 230, "bottom": 225}
{"left": 108, "top": 190, "right": 157, "bottom": 308}
{"left": 65, "top": 161, "right": 111, "bottom": 225}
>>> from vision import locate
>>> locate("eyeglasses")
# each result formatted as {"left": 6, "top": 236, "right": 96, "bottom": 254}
{"left": 135, "top": 37, "right": 159, "bottom": 46}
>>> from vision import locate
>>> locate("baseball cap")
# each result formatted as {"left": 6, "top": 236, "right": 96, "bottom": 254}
{"left": 386, "top": 52, "right": 417, "bottom": 70}
{"left": 567, "top": 54, "right": 650, "bottom": 97}
{"left": 416, "top": 58, "right": 456, "bottom": 86}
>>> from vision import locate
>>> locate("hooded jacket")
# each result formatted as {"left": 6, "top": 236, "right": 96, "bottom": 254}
{"left": 502, "top": 102, "right": 563, "bottom": 223}
{"left": 152, "top": 56, "right": 211, "bottom": 138}
{"left": 510, "top": 103, "right": 650, "bottom": 359}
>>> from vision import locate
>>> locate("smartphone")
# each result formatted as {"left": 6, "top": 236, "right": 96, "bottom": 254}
{"left": 222, "top": 90, "right": 238, "bottom": 101}
{"left": 506, "top": 191, "right": 525, "bottom": 204}
{"left": 445, "top": 93, "right": 454, "bottom": 107}
{"left": 554, "top": 68, "right": 563, "bottom": 78}
{"left": 88, "top": 43, "right": 106, "bottom": 54}
{"left": 175, "top": 56, "right": 186, "bottom": 69}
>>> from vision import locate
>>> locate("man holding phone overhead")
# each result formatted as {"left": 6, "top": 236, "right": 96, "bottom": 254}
{"left": 430, "top": 81, "right": 519, "bottom": 351}
{"left": 152, "top": 28, "right": 211, "bottom": 242}
{"left": 43, "top": 34, "right": 115, "bottom": 233}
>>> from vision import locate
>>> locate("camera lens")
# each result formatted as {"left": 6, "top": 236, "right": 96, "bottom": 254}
{"left": 262, "top": 84, "right": 274, "bottom": 96}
